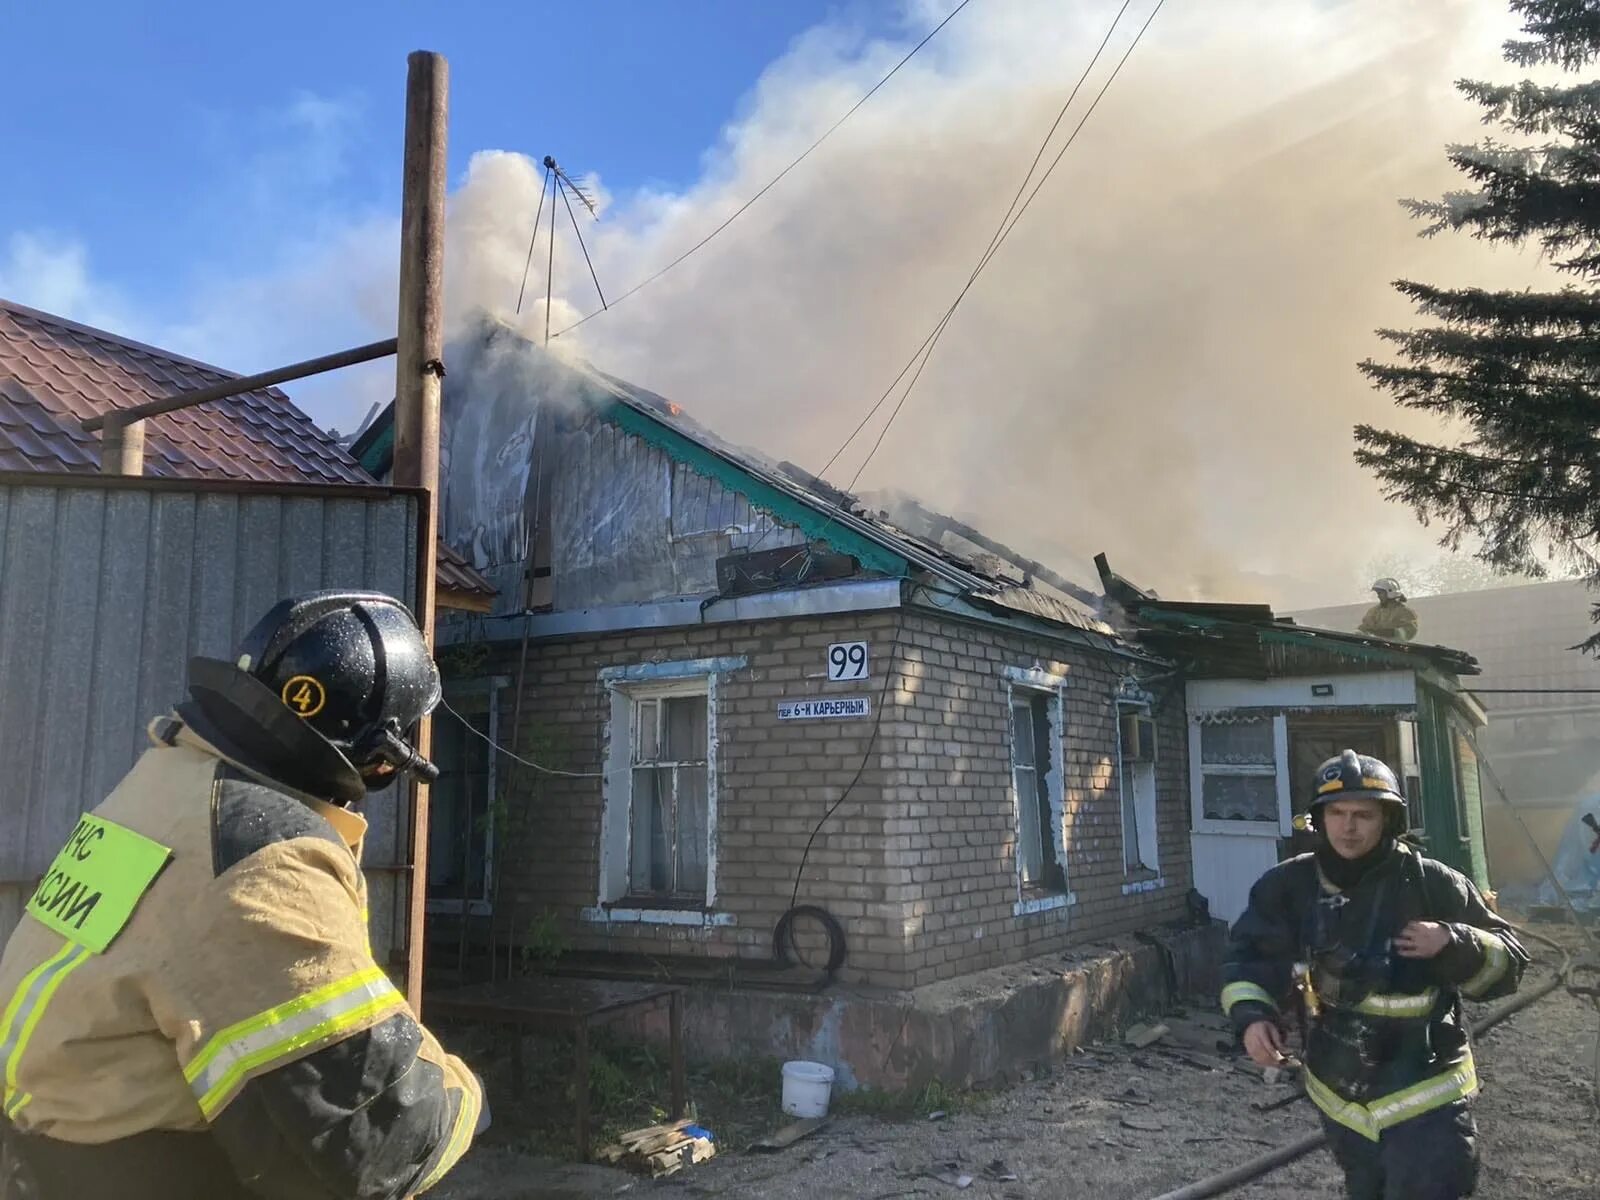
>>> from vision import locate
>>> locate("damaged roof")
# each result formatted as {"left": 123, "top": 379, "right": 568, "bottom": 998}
{"left": 0, "top": 298, "right": 369, "bottom": 484}
{"left": 579, "top": 368, "right": 1113, "bottom": 637}
{"left": 1095, "top": 554, "right": 1479, "bottom": 681}
{"left": 351, "top": 328, "right": 1115, "bottom": 641}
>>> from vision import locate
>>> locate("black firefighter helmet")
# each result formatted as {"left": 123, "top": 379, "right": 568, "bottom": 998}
{"left": 1305, "top": 749, "right": 1408, "bottom": 835}
{"left": 182, "top": 591, "right": 442, "bottom": 805}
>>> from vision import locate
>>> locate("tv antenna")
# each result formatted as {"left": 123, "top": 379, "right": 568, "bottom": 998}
{"left": 516, "top": 155, "right": 608, "bottom": 344}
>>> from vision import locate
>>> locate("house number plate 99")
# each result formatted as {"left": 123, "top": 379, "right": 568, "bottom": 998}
{"left": 827, "top": 641, "right": 868, "bottom": 681}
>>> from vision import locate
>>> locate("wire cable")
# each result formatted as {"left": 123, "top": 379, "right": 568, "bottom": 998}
{"left": 813, "top": 0, "right": 1138, "bottom": 488}
{"left": 787, "top": 613, "right": 907, "bottom": 912}
{"left": 745, "top": 0, "right": 1158, "bottom": 564}
{"left": 515, "top": 166, "right": 553, "bottom": 315}
{"left": 550, "top": 0, "right": 977, "bottom": 340}
{"left": 839, "top": 0, "right": 1166, "bottom": 493}
{"left": 558, "top": 174, "right": 608, "bottom": 311}
{"left": 439, "top": 697, "right": 605, "bottom": 778}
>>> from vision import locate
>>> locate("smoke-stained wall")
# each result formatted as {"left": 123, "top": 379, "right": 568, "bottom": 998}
{"left": 440, "top": 320, "right": 804, "bottom": 615}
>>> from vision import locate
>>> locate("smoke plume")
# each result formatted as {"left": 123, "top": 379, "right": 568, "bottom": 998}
{"left": 424, "top": 0, "right": 1560, "bottom": 608}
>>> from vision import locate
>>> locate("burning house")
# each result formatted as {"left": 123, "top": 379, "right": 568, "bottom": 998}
{"left": 351, "top": 318, "right": 1220, "bottom": 1084}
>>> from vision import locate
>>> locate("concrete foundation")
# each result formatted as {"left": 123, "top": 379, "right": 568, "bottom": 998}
{"left": 617, "top": 920, "right": 1227, "bottom": 1092}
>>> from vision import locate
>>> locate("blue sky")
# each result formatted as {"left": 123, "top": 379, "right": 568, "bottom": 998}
{"left": 2, "top": 1, "right": 900, "bottom": 349}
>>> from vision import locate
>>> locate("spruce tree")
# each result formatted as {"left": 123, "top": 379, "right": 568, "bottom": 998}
{"left": 1356, "top": 0, "right": 1600, "bottom": 641}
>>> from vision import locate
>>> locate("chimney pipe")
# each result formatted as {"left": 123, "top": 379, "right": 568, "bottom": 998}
{"left": 101, "top": 414, "right": 146, "bottom": 476}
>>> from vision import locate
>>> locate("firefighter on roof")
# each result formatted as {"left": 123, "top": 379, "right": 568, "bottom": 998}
{"left": 1358, "top": 578, "right": 1420, "bottom": 642}
{"left": 0, "top": 591, "right": 484, "bottom": 1200}
{"left": 1222, "top": 750, "right": 1525, "bottom": 1200}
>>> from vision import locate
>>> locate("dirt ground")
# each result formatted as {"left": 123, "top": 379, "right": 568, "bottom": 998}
{"left": 435, "top": 941, "right": 1600, "bottom": 1200}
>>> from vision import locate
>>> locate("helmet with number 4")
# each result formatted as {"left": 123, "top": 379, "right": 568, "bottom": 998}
{"left": 184, "top": 591, "right": 441, "bottom": 802}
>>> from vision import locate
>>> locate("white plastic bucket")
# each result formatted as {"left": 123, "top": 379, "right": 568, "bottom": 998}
{"left": 781, "top": 1060, "right": 835, "bottom": 1118}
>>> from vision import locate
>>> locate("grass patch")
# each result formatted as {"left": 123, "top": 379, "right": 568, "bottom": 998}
{"left": 831, "top": 1078, "right": 985, "bottom": 1120}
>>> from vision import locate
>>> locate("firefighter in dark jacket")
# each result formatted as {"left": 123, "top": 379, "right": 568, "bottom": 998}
{"left": 1222, "top": 750, "right": 1526, "bottom": 1200}
{"left": 0, "top": 592, "right": 484, "bottom": 1200}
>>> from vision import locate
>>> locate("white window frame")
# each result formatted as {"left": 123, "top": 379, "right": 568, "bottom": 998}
{"left": 589, "top": 657, "right": 744, "bottom": 926}
{"left": 1189, "top": 712, "right": 1292, "bottom": 837}
{"left": 1115, "top": 699, "right": 1162, "bottom": 885}
{"left": 425, "top": 676, "right": 509, "bottom": 917}
{"left": 1003, "top": 666, "right": 1073, "bottom": 915}
{"left": 1397, "top": 716, "right": 1425, "bottom": 834}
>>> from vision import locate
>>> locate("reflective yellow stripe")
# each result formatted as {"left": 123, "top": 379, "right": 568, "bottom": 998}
{"left": 1461, "top": 929, "right": 1511, "bottom": 998}
{"left": 1221, "top": 981, "right": 1277, "bottom": 1014}
{"left": 1352, "top": 988, "right": 1438, "bottom": 1018}
{"left": 418, "top": 1083, "right": 480, "bottom": 1191}
{"left": 0, "top": 942, "right": 91, "bottom": 1117}
{"left": 1305, "top": 1051, "right": 1478, "bottom": 1143}
{"left": 184, "top": 967, "right": 403, "bottom": 1119}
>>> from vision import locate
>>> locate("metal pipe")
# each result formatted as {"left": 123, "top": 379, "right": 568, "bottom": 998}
{"left": 394, "top": 48, "right": 449, "bottom": 1016}
{"left": 100, "top": 413, "right": 146, "bottom": 475}
{"left": 79, "top": 339, "right": 397, "bottom": 432}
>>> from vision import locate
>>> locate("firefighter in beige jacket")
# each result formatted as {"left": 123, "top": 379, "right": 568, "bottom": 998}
{"left": 0, "top": 592, "right": 483, "bottom": 1200}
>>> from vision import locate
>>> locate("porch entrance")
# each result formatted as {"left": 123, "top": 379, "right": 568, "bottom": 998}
{"left": 1284, "top": 719, "right": 1396, "bottom": 858}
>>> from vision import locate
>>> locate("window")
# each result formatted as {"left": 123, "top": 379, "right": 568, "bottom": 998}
{"left": 1118, "top": 708, "right": 1159, "bottom": 874}
{"left": 595, "top": 657, "right": 741, "bottom": 922}
{"left": 628, "top": 692, "right": 710, "bottom": 901}
{"left": 426, "top": 684, "right": 503, "bottom": 914}
{"left": 1397, "top": 718, "right": 1424, "bottom": 832}
{"left": 1010, "top": 689, "right": 1066, "bottom": 894}
{"left": 1198, "top": 718, "right": 1279, "bottom": 822}
{"left": 1453, "top": 731, "right": 1482, "bottom": 842}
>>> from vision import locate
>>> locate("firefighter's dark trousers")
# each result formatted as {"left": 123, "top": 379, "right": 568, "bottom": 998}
{"left": 1320, "top": 1099, "right": 1479, "bottom": 1200}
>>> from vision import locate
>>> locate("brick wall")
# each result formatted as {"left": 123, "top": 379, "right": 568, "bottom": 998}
{"left": 480, "top": 612, "right": 902, "bottom": 982}
{"left": 474, "top": 605, "right": 1190, "bottom": 989}
{"left": 880, "top": 612, "right": 1190, "bottom": 987}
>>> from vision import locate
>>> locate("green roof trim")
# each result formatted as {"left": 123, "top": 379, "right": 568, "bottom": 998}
{"left": 1253, "top": 625, "right": 1418, "bottom": 669}
{"left": 356, "top": 419, "right": 394, "bottom": 478}
{"left": 1137, "top": 607, "right": 1445, "bottom": 672}
{"left": 598, "top": 399, "right": 910, "bottom": 577}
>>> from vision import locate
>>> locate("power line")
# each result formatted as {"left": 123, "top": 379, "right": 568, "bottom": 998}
{"left": 750, "top": 0, "right": 1154, "bottom": 562}
{"left": 439, "top": 698, "right": 605, "bottom": 778}
{"left": 838, "top": 0, "right": 1166, "bottom": 493}
{"left": 811, "top": 0, "right": 1135, "bottom": 485}
{"left": 549, "top": 0, "right": 977, "bottom": 340}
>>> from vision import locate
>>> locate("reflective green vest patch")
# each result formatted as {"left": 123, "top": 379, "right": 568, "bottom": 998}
{"left": 26, "top": 815, "right": 171, "bottom": 953}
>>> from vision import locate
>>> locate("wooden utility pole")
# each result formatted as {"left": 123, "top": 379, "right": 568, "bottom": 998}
{"left": 393, "top": 49, "right": 448, "bottom": 1015}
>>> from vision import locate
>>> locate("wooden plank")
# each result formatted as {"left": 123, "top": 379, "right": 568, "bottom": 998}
{"left": 1124, "top": 1022, "right": 1169, "bottom": 1048}
{"left": 752, "top": 1117, "right": 829, "bottom": 1152}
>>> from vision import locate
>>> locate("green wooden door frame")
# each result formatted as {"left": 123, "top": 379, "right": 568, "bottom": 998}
{"left": 1415, "top": 686, "right": 1468, "bottom": 876}
{"left": 1412, "top": 684, "right": 1490, "bottom": 888}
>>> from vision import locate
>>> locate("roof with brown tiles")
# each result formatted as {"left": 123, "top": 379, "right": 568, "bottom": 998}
{"left": 435, "top": 538, "right": 497, "bottom": 599}
{"left": 0, "top": 298, "right": 371, "bottom": 484}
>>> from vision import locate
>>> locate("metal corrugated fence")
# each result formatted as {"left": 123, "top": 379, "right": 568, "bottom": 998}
{"left": 0, "top": 473, "right": 420, "bottom": 965}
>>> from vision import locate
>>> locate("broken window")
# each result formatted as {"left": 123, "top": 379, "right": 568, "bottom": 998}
{"left": 1118, "top": 708, "right": 1159, "bottom": 874}
{"left": 628, "top": 692, "right": 711, "bottom": 902}
{"left": 1010, "top": 690, "right": 1066, "bottom": 893}
{"left": 1199, "top": 718, "right": 1278, "bottom": 822}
